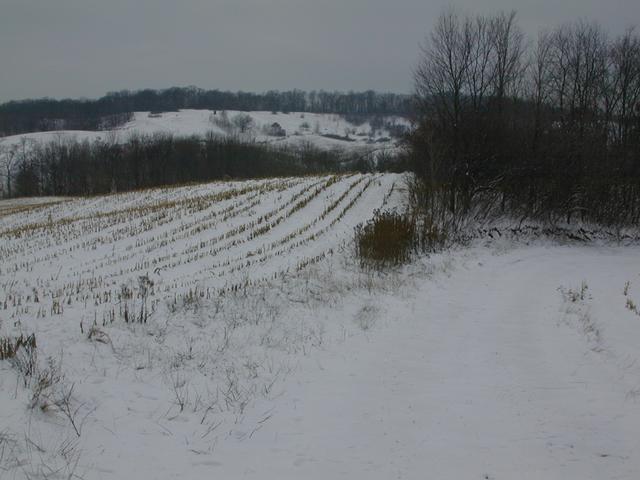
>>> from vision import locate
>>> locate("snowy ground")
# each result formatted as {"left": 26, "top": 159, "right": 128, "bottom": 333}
{"left": 1, "top": 175, "right": 640, "bottom": 479}
{"left": 209, "top": 245, "right": 640, "bottom": 480}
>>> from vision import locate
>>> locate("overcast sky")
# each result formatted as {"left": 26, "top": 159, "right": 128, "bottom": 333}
{"left": 1, "top": 0, "right": 639, "bottom": 102}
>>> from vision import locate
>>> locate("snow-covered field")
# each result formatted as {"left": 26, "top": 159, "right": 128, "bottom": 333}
{"left": 0, "top": 197, "right": 70, "bottom": 217}
{"left": 1, "top": 174, "right": 640, "bottom": 479}
{"left": 0, "top": 173, "right": 405, "bottom": 478}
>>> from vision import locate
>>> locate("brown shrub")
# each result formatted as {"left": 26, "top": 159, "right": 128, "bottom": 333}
{"left": 355, "top": 212, "right": 416, "bottom": 267}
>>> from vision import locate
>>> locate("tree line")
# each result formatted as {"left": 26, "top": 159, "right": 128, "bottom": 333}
{"left": 0, "top": 88, "right": 411, "bottom": 137}
{"left": 9, "top": 133, "right": 384, "bottom": 197}
{"left": 411, "top": 9, "right": 640, "bottom": 227}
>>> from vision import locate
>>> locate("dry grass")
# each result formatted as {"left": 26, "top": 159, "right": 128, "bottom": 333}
{"left": 0, "top": 333, "right": 36, "bottom": 361}
{"left": 355, "top": 212, "right": 416, "bottom": 267}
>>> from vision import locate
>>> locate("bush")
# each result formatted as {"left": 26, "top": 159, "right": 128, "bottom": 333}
{"left": 232, "top": 114, "right": 255, "bottom": 133}
{"left": 355, "top": 212, "right": 416, "bottom": 267}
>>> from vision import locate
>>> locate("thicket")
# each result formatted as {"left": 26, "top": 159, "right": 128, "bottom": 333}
{"left": 355, "top": 210, "right": 447, "bottom": 268}
{"left": 411, "top": 9, "right": 640, "bottom": 228}
{"left": 355, "top": 212, "right": 416, "bottom": 266}
{"left": 9, "top": 133, "right": 377, "bottom": 197}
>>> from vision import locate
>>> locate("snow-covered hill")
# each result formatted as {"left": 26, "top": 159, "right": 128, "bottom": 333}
{"left": 0, "top": 109, "right": 410, "bottom": 152}
{"left": 0, "top": 110, "right": 410, "bottom": 195}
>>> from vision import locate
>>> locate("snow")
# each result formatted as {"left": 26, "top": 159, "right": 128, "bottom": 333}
{"left": 212, "top": 245, "right": 640, "bottom": 480}
{"left": 1, "top": 175, "right": 640, "bottom": 479}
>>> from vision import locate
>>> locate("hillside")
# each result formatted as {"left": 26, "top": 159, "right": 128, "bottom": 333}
{"left": 0, "top": 110, "right": 410, "bottom": 196}
{"left": 0, "top": 110, "right": 409, "bottom": 152}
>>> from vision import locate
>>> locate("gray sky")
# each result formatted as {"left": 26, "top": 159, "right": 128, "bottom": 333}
{"left": 1, "top": 0, "right": 639, "bottom": 102}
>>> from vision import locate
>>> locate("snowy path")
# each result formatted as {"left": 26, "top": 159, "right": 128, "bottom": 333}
{"left": 212, "top": 246, "right": 640, "bottom": 480}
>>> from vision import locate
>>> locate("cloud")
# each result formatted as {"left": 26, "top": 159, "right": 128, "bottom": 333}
{"left": 1, "top": 0, "right": 638, "bottom": 101}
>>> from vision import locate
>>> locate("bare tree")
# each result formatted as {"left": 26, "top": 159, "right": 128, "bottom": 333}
{"left": 528, "top": 30, "right": 554, "bottom": 150}
{"left": 465, "top": 15, "right": 496, "bottom": 112}
{"left": 606, "top": 28, "right": 640, "bottom": 146}
{"left": 415, "top": 8, "right": 471, "bottom": 141}
{"left": 0, "top": 141, "right": 18, "bottom": 198}
{"left": 412, "top": 9, "right": 640, "bottom": 226}
{"left": 231, "top": 113, "right": 255, "bottom": 134}
{"left": 490, "top": 11, "right": 527, "bottom": 105}
{"left": 0, "top": 138, "right": 33, "bottom": 198}
{"left": 549, "top": 22, "right": 608, "bottom": 135}
{"left": 413, "top": 8, "right": 474, "bottom": 213}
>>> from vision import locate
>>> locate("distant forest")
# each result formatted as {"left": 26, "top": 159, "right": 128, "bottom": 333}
{"left": 0, "top": 88, "right": 412, "bottom": 137}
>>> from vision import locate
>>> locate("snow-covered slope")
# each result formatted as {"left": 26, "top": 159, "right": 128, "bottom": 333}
{"left": 0, "top": 110, "right": 410, "bottom": 196}
{"left": 1, "top": 176, "right": 639, "bottom": 479}
{"left": 0, "top": 109, "right": 410, "bottom": 152}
